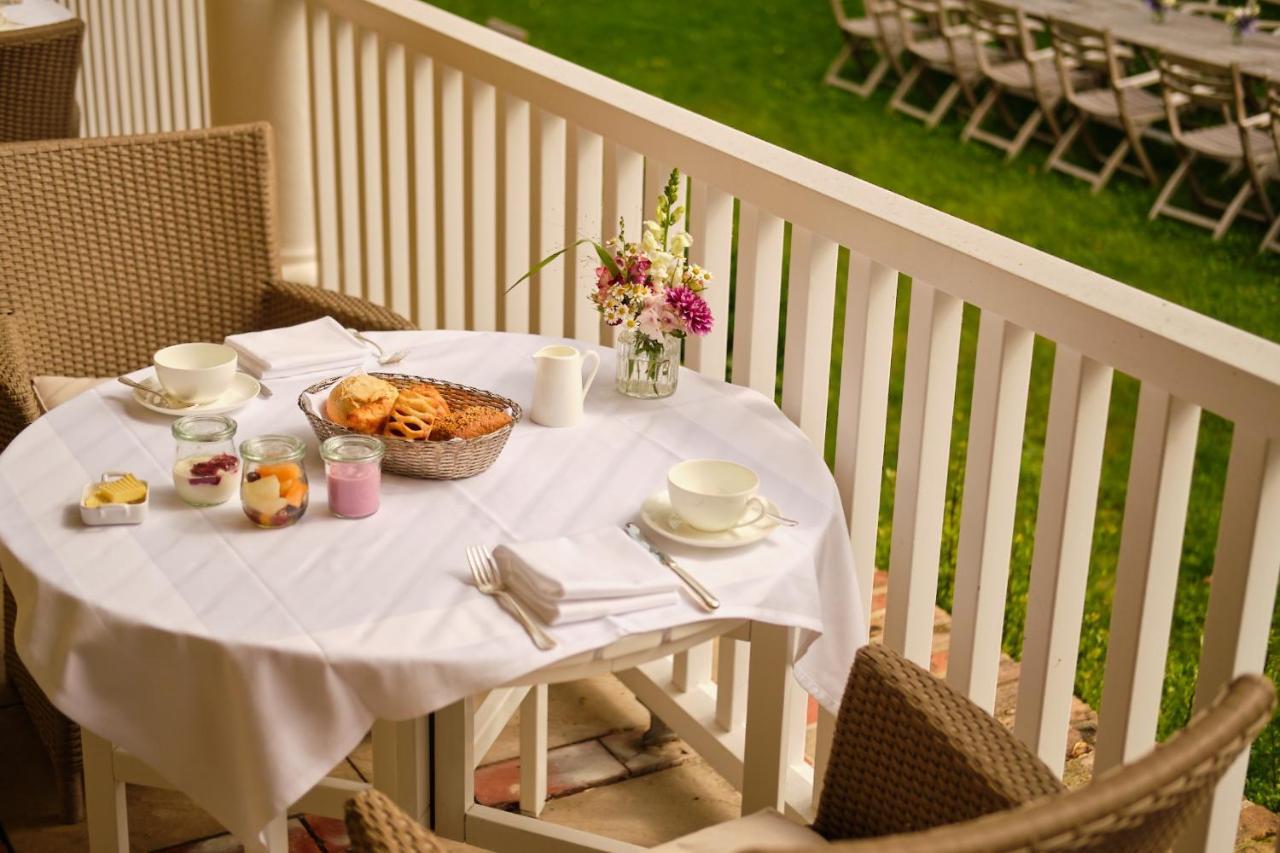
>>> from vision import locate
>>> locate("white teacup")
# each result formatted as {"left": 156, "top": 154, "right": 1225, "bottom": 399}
{"left": 667, "top": 459, "right": 767, "bottom": 533}
{"left": 153, "top": 343, "right": 238, "bottom": 404}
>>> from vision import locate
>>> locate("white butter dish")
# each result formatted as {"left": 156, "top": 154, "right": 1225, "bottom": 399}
{"left": 80, "top": 472, "right": 149, "bottom": 526}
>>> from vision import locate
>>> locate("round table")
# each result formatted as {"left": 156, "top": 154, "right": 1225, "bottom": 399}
{"left": 0, "top": 329, "right": 862, "bottom": 850}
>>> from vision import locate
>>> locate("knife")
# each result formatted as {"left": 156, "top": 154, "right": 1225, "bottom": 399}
{"left": 623, "top": 523, "right": 720, "bottom": 611}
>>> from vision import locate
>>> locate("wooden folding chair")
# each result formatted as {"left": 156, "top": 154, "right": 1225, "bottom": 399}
{"left": 888, "top": 0, "right": 985, "bottom": 127}
{"left": 1044, "top": 18, "right": 1164, "bottom": 193}
{"left": 825, "top": 0, "right": 912, "bottom": 98}
{"left": 1149, "top": 54, "right": 1276, "bottom": 240}
{"left": 962, "top": 0, "right": 1077, "bottom": 160}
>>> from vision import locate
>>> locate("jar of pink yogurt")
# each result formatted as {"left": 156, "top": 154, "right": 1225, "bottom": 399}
{"left": 320, "top": 435, "right": 384, "bottom": 519}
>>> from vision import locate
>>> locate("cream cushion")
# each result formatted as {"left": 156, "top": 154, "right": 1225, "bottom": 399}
{"left": 33, "top": 376, "right": 112, "bottom": 413}
{"left": 652, "top": 808, "right": 828, "bottom": 851}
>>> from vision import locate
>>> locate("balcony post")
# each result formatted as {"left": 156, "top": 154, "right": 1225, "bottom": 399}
{"left": 204, "top": 0, "right": 317, "bottom": 283}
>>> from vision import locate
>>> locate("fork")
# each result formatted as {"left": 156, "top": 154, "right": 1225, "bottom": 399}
{"left": 347, "top": 328, "right": 409, "bottom": 366}
{"left": 466, "top": 546, "right": 556, "bottom": 651}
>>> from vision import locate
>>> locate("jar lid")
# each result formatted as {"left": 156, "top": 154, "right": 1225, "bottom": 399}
{"left": 172, "top": 415, "right": 237, "bottom": 442}
{"left": 320, "top": 434, "right": 385, "bottom": 464}
{"left": 240, "top": 434, "right": 306, "bottom": 463}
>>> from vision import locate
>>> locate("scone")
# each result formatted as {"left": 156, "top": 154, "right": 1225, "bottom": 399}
{"left": 429, "top": 405, "right": 512, "bottom": 441}
{"left": 384, "top": 386, "right": 449, "bottom": 441}
{"left": 326, "top": 375, "right": 399, "bottom": 434}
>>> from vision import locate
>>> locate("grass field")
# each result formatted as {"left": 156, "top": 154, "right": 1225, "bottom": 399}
{"left": 425, "top": 0, "right": 1280, "bottom": 809}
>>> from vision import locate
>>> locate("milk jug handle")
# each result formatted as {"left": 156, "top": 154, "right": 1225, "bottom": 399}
{"left": 581, "top": 350, "right": 601, "bottom": 401}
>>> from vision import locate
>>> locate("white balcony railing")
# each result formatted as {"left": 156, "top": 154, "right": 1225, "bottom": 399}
{"left": 56, "top": 0, "right": 1280, "bottom": 850}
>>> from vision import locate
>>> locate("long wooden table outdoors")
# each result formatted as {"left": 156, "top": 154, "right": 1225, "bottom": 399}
{"left": 1002, "top": 0, "right": 1280, "bottom": 77}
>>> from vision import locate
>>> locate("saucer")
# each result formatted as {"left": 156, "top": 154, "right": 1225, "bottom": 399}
{"left": 132, "top": 372, "right": 260, "bottom": 416}
{"left": 640, "top": 489, "right": 780, "bottom": 549}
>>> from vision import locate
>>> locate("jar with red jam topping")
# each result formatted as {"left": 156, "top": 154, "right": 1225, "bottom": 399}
{"left": 172, "top": 415, "right": 240, "bottom": 507}
{"left": 240, "top": 435, "right": 308, "bottom": 528}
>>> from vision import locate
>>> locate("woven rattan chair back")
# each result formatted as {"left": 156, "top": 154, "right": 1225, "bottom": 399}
{"left": 811, "top": 644, "right": 1066, "bottom": 840}
{"left": 813, "top": 674, "right": 1276, "bottom": 852}
{"left": 0, "top": 19, "right": 83, "bottom": 142}
{"left": 0, "top": 124, "right": 281, "bottom": 377}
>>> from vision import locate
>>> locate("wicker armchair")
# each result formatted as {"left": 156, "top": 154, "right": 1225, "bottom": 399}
{"left": 0, "top": 18, "right": 83, "bottom": 143}
{"left": 343, "top": 646, "right": 1275, "bottom": 853}
{"left": 0, "top": 122, "right": 413, "bottom": 822}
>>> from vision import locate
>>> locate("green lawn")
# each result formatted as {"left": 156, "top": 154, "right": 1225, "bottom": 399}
{"left": 424, "top": 0, "right": 1280, "bottom": 810}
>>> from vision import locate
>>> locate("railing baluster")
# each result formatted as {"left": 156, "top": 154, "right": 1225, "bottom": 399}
{"left": 672, "top": 645, "right": 712, "bottom": 693}
{"left": 307, "top": 3, "right": 340, "bottom": 292}
{"left": 469, "top": 79, "right": 498, "bottom": 331}
{"left": 151, "top": 0, "right": 173, "bottom": 133}
{"left": 384, "top": 41, "right": 412, "bottom": 318}
{"left": 1014, "top": 348, "right": 1113, "bottom": 773}
{"left": 179, "top": 0, "right": 203, "bottom": 125}
{"left": 121, "top": 0, "right": 145, "bottom": 131}
{"left": 194, "top": 0, "right": 209, "bottom": 122}
{"left": 1175, "top": 430, "right": 1280, "bottom": 853}
{"left": 535, "top": 110, "right": 567, "bottom": 338}
{"left": 781, "top": 226, "right": 838, "bottom": 449}
{"left": 359, "top": 27, "right": 386, "bottom": 306}
{"left": 884, "top": 282, "right": 963, "bottom": 666}
{"left": 947, "top": 313, "right": 1034, "bottom": 711}
{"left": 410, "top": 53, "right": 438, "bottom": 329}
{"left": 600, "top": 141, "right": 644, "bottom": 347}
{"left": 685, "top": 181, "right": 733, "bottom": 379}
{"left": 333, "top": 16, "right": 362, "bottom": 298}
{"left": 438, "top": 65, "right": 466, "bottom": 328}
{"left": 100, "top": 0, "right": 122, "bottom": 133}
{"left": 164, "top": 0, "right": 185, "bottom": 130}
{"left": 502, "top": 94, "right": 532, "bottom": 334}
{"left": 1095, "top": 386, "right": 1199, "bottom": 773}
{"left": 110, "top": 0, "right": 132, "bottom": 131}
{"left": 730, "top": 202, "right": 784, "bottom": 398}
{"left": 571, "top": 126, "right": 603, "bottom": 345}
{"left": 833, "top": 254, "right": 897, "bottom": 620}
{"left": 715, "top": 638, "right": 749, "bottom": 731}
{"left": 133, "top": 0, "right": 158, "bottom": 132}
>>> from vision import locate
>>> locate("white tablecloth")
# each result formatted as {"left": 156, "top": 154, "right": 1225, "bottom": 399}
{"left": 0, "top": 0, "right": 74, "bottom": 29}
{"left": 0, "top": 330, "right": 864, "bottom": 849}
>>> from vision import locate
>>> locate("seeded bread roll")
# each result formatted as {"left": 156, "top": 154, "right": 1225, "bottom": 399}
{"left": 429, "top": 405, "right": 512, "bottom": 441}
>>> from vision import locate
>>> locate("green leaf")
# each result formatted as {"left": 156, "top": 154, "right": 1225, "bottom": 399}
{"left": 507, "top": 239, "right": 620, "bottom": 293}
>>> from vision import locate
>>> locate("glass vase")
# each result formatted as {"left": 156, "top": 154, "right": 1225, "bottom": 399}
{"left": 615, "top": 331, "right": 681, "bottom": 399}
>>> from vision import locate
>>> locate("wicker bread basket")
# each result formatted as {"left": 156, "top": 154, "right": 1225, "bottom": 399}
{"left": 299, "top": 372, "right": 521, "bottom": 479}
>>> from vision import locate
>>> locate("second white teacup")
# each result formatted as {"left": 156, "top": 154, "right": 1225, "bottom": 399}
{"left": 154, "top": 342, "right": 238, "bottom": 404}
{"left": 667, "top": 459, "right": 766, "bottom": 533}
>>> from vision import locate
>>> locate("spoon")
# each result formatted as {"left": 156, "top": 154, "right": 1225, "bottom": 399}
{"left": 117, "top": 376, "right": 196, "bottom": 410}
{"left": 347, "top": 328, "right": 409, "bottom": 366}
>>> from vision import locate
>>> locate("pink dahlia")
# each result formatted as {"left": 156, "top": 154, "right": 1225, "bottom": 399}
{"left": 666, "top": 286, "right": 713, "bottom": 336}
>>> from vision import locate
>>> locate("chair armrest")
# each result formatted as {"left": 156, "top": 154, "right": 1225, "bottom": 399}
{"left": 0, "top": 312, "right": 44, "bottom": 452}
{"left": 262, "top": 280, "right": 416, "bottom": 333}
{"left": 1117, "top": 69, "right": 1161, "bottom": 89}
{"left": 1027, "top": 46, "right": 1054, "bottom": 63}
{"left": 1241, "top": 112, "right": 1271, "bottom": 129}
{"left": 345, "top": 789, "right": 457, "bottom": 852}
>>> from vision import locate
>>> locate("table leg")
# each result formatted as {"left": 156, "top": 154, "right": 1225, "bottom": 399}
{"left": 82, "top": 728, "right": 128, "bottom": 852}
{"left": 372, "top": 718, "right": 429, "bottom": 824}
{"left": 740, "top": 622, "right": 797, "bottom": 815}
{"left": 432, "top": 695, "right": 474, "bottom": 841}
{"left": 518, "top": 684, "right": 547, "bottom": 817}
{"left": 263, "top": 814, "right": 289, "bottom": 852}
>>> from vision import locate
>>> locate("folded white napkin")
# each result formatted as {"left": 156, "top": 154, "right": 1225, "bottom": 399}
{"left": 493, "top": 528, "right": 679, "bottom": 625}
{"left": 224, "top": 317, "right": 370, "bottom": 380}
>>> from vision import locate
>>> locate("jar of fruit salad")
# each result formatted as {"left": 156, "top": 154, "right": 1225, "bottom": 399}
{"left": 172, "top": 415, "right": 240, "bottom": 507}
{"left": 239, "top": 435, "right": 309, "bottom": 528}
{"left": 320, "top": 435, "right": 384, "bottom": 519}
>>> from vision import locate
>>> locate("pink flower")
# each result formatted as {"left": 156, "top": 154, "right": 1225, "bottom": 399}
{"left": 665, "top": 286, "right": 713, "bottom": 336}
{"left": 638, "top": 306, "right": 664, "bottom": 340}
{"left": 595, "top": 265, "right": 612, "bottom": 290}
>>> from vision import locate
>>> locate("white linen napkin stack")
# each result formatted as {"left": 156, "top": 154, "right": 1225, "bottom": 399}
{"left": 224, "top": 317, "right": 371, "bottom": 380}
{"left": 493, "top": 528, "right": 679, "bottom": 625}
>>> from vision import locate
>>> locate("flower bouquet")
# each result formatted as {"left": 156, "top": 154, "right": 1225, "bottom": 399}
{"left": 512, "top": 169, "right": 715, "bottom": 399}
{"left": 1225, "top": 2, "right": 1260, "bottom": 43}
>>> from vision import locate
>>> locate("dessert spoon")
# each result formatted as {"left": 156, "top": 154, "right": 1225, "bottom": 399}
{"left": 117, "top": 376, "right": 196, "bottom": 410}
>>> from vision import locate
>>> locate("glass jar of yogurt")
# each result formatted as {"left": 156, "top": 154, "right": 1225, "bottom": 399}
{"left": 240, "top": 435, "right": 309, "bottom": 528}
{"left": 321, "top": 435, "right": 384, "bottom": 519}
{"left": 172, "top": 415, "right": 240, "bottom": 507}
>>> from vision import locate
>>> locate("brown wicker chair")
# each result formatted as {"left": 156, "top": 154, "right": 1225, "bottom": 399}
{"left": 342, "top": 646, "right": 1275, "bottom": 853}
{"left": 0, "top": 18, "right": 83, "bottom": 143}
{"left": 0, "top": 122, "right": 413, "bottom": 822}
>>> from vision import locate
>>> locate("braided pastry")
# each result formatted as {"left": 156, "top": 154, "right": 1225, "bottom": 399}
{"left": 383, "top": 384, "right": 450, "bottom": 441}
